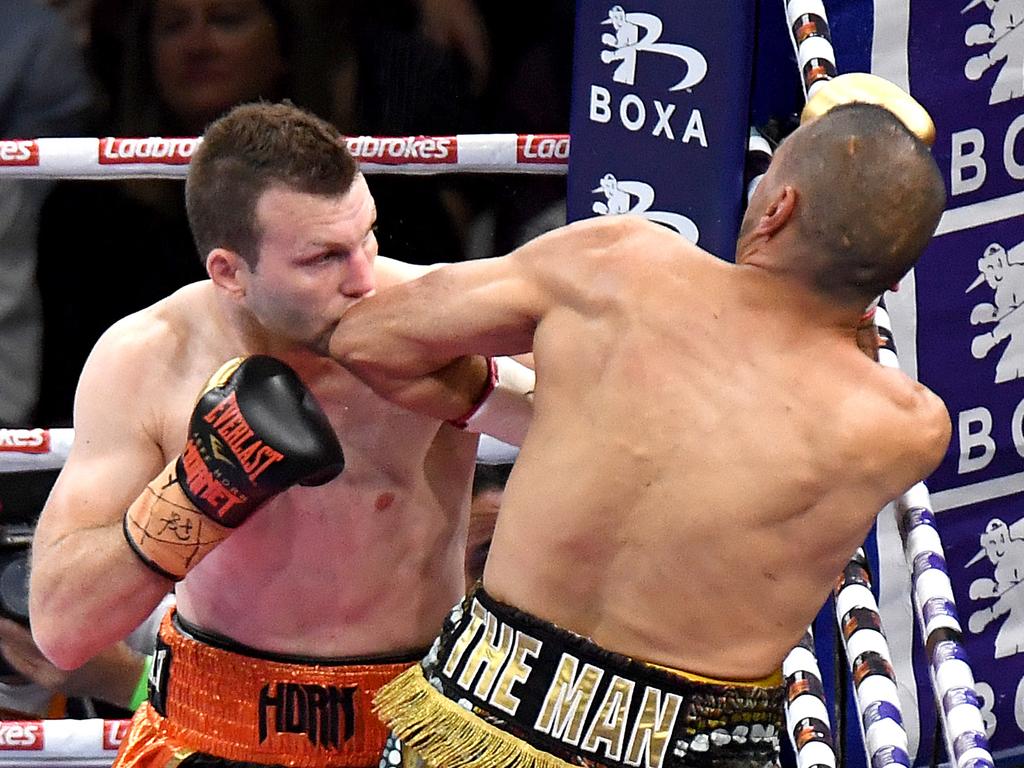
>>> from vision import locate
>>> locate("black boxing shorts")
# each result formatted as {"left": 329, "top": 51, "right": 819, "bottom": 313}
{"left": 375, "top": 586, "right": 784, "bottom": 768}
{"left": 113, "top": 609, "right": 421, "bottom": 768}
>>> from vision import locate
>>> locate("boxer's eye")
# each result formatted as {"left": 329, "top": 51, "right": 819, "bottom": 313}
{"left": 304, "top": 250, "right": 343, "bottom": 266}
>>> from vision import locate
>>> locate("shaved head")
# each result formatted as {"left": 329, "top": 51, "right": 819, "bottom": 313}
{"left": 753, "top": 103, "right": 946, "bottom": 303}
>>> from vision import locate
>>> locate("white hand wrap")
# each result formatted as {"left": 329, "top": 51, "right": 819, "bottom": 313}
{"left": 449, "top": 357, "right": 534, "bottom": 447}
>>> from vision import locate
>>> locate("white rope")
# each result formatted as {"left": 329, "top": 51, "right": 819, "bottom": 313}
{"left": 784, "top": 629, "right": 838, "bottom": 768}
{"left": 0, "top": 429, "right": 74, "bottom": 471}
{"left": 833, "top": 549, "right": 912, "bottom": 767}
{"left": 0, "top": 134, "right": 569, "bottom": 179}
{"left": 0, "top": 718, "right": 125, "bottom": 766}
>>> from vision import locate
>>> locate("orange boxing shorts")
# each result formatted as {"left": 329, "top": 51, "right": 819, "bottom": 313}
{"left": 114, "top": 609, "right": 421, "bottom": 768}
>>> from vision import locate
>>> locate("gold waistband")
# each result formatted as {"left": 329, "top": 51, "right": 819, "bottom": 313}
{"left": 647, "top": 661, "right": 783, "bottom": 688}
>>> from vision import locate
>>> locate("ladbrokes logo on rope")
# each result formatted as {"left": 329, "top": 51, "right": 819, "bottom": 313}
{"left": 0, "top": 723, "right": 43, "bottom": 750}
{"left": 518, "top": 135, "right": 570, "bottom": 164}
{"left": 0, "top": 140, "right": 38, "bottom": 166}
{"left": 346, "top": 136, "right": 455, "bottom": 164}
{"left": 0, "top": 428, "right": 50, "bottom": 453}
{"left": 102, "top": 721, "right": 129, "bottom": 751}
{"left": 589, "top": 5, "right": 709, "bottom": 148}
{"left": 591, "top": 172, "right": 699, "bottom": 242}
{"left": 99, "top": 137, "right": 198, "bottom": 165}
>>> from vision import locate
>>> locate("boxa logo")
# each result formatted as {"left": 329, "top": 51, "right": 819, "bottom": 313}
{"left": 962, "top": 0, "right": 1024, "bottom": 104}
{"left": 965, "top": 517, "right": 1024, "bottom": 658}
{"left": 966, "top": 239, "right": 1024, "bottom": 382}
{"left": 599, "top": 6, "right": 707, "bottom": 92}
{"left": 0, "top": 723, "right": 43, "bottom": 749}
{"left": 591, "top": 173, "right": 699, "bottom": 243}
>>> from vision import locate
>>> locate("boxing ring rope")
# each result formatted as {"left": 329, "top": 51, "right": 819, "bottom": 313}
{"left": 783, "top": 629, "right": 839, "bottom": 768}
{"left": 0, "top": 135, "right": 568, "bottom": 179}
{"left": 876, "top": 308, "right": 993, "bottom": 768}
{"left": 0, "top": 719, "right": 127, "bottom": 767}
{"left": 782, "top": 1, "right": 992, "bottom": 766}
{"left": 834, "top": 550, "right": 911, "bottom": 767}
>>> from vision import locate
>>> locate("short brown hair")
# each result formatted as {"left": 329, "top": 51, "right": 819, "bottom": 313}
{"left": 185, "top": 101, "right": 359, "bottom": 266}
{"left": 774, "top": 103, "right": 946, "bottom": 303}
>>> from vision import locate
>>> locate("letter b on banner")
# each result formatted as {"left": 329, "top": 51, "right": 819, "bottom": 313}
{"left": 568, "top": 0, "right": 755, "bottom": 260}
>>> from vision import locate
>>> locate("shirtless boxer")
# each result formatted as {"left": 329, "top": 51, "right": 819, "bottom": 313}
{"left": 327, "top": 81, "right": 951, "bottom": 767}
{"left": 29, "top": 101, "right": 531, "bottom": 768}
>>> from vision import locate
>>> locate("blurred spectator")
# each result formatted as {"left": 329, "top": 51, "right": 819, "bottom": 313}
{"left": 35, "top": 0, "right": 295, "bottom": 425}
{"left": 45, "top": 0, "right": 95, "bottom": 46}
{"left": 0, "top": 0, "right": 92, "bottom": 427}
{"left": 463, "top": 0, "right": 574, "bottom": 259}
{"left": 0, "top": 467, "right": 169, "bottom": 719}
{"left": 465, "top": 463, "right": 512, "bottom": 588}
{"left": 295, "top": 0, "right": 485, "bottom": 265}
{"left": 0, "top": 619, "right": 142, "bottom": 718}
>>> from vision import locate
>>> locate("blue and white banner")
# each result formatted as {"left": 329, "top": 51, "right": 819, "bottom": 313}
{"left": 568, "top": 0, "right": 1023, "bottom": 764}
{"left": 790, "top": 2, "right": 1024, "bottom": 765}
{"left": 568, "top": 0, "right": 756, "bottom": 259}
{"left": 889, "top": 1, "right": 1024, "bottom": 764}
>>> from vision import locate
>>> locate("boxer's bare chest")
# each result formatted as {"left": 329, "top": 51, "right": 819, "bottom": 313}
{"left": 153, "top": 338, "right": 474, "bottom": 652}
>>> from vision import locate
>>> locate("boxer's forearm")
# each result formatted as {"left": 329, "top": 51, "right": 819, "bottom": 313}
{"left": 331, "top": 261, "right": 535, "bottom": 418}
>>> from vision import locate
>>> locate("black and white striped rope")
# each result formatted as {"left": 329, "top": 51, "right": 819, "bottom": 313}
{"left": 783, "top": 0, "right": 838, "bottom": 99}
{"left": 834, "top": 549, "right": 912, "bottom": 767}
{"left": 875, "top": 306, "right": 994, "bottom": 768}
{"left": 784, "top": 628, "right": 839, "bottom": 768}
{"left": 781, "top": 3, "right": 911, "bottom": 764}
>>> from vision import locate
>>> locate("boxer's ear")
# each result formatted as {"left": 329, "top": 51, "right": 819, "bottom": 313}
{"left": 207, "top": 248, "right": 247, "bottom": 299}
{"left": 754, "top": 185, "right": 798, "bottom": 238}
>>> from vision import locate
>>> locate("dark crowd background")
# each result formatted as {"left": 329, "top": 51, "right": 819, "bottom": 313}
{"left": 4, "top": 0, "right": 573, "bottom": 428}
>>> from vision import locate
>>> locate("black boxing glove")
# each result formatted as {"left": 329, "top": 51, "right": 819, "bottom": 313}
{"left": 124, "top": 356, "right": 344, "bottom": 580}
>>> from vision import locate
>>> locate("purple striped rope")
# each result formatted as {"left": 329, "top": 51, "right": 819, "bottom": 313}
{"left": 834, "top": 549, "right": 912, "bottom": 768}
{"left": 875, "top": 306, "right": 994, "bottom": 768}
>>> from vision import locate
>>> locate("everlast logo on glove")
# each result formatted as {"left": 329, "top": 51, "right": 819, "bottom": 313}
{"left": 202, "top": 392, "right": 286, "bottom": 482}
{"left": 258, "top": 683, "right": 357, "bottom": 749}
{"left": 124, "top": 355, "right": 344, "bottom": 580}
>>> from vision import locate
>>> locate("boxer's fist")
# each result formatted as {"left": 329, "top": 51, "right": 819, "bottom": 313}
{"left": 124, "top": 356, "right": 343, "bottom": 580}
{"left": 180, "top": 356, "right": 344, "bottom": 527}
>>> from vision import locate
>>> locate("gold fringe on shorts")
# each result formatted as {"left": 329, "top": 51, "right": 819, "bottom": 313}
{"left": 375, "top": 665, "right": 575, "bottom": 768}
